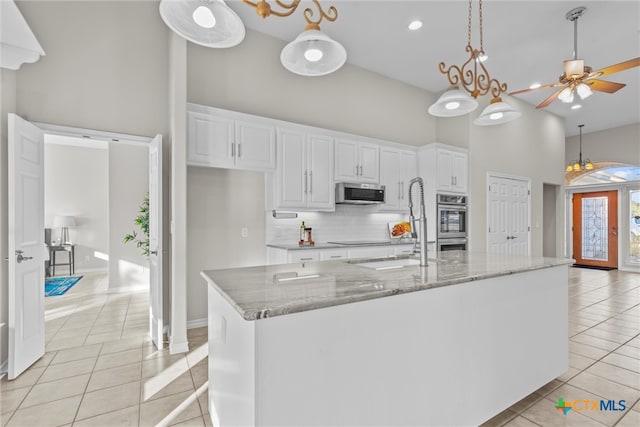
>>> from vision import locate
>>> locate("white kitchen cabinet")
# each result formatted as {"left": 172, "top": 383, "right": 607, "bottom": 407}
{"left": 379, "top": 147, "right": 417, "bottom": 211}
{"left": 272, "top": 128, "right": 334, "bottom": 211}
{"left": 334, "top": 138, "right": 379, "bottom": 183}
{"left": 435, "top": 148, "right": 467, "bottom": 194}
{"left": 187, "top": 105, "right": 276, "bottom": 172}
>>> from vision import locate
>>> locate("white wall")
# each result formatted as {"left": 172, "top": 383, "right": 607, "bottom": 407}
{"left": 0, "top": 68, "right": 17, "bottom": 372}
{"left": 108, "top": 143, "right": 149, "bottom": 290}
{"left": 463, "top": 97, "right": 566, "bottom": 257}
{"left": 44, "top": 141, "right": 109, "bottom": 273}
{"left": 565, "top": 123, "right": 640, "bottom": 167}
{"left": 187, "top": 167, "right": 266, "bottom": 322}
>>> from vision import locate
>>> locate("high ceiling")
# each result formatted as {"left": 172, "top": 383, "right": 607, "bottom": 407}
{"left": 227, "top": 0, "right": 640, "bottom": 137}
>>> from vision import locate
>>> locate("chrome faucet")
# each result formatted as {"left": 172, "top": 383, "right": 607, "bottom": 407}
{"left": 408, "top": 177, "right": 428, "bottom": 267}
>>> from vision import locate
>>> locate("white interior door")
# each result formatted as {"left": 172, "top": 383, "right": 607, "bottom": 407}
{"left": 149, "top": 134, "right": 164, "bottom": 349}
{"left": 487, "top": 175, "right": 531, "bottom": 256}
{"left": 8, "top": 113, "right": 45, "bottom": 379}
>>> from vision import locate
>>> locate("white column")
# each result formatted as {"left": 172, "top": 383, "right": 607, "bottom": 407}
{"left": 169, "top": 33, "right": 189, "bottom": 354}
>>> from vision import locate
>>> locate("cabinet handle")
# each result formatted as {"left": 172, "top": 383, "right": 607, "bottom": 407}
{"left": 304, "top": 171, "right": 308, "bottom": 194}
{"left": 398, "top": 182, "right": 402, "bottom": 200}
{"left": 309, "top": 171, "right": 313, "bottom": 193}
{"left": 451, "top": 176, "right": 454, "bottom": 186}
{"left": 454, "top": 176, "right": 457, "bottom": 186}
{"left": 231, "top": 142, "right": 235, "bottom": 157}
{"left": 359, "top": 165, "right": 363, "bottom": 176}
{"left": 330, "top": 255, "right": 342, "bottom": 259}
{"left": 300, "top": 257, "right": 313, "bottom": 261}
{"left": 238, "top": 143, "right": 242, "bottom": 158}
{"left": 401, "top": 181, "right": 404, "bottom": 200}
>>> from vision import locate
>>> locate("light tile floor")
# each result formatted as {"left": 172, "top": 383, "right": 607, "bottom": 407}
{"left": 1, "top": 267, "right": 638, "bottom": 426}
{"left": 1, "top": 272, "right": 210, "bottom": 427}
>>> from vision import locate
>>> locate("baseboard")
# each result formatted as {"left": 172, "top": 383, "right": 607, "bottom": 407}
{"left": 169, "top": 337, "right": 189, "bottom": 355}
{"left": 187, "top": 318, "right": 207, "bottom": 330}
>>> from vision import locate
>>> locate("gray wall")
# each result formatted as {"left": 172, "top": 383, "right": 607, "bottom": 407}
{"left": 565, "top": 123, "right": 640, "bottom": 167}
{"left": 44, "top": 142, "right": 109, "bottom": 273}
{"left": 108, "top": 143, "right": 150, "bottom": 290}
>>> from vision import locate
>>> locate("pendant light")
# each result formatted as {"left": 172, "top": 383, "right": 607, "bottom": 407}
{"left": 0, "top": 0, "right": 45, "bottom": 70}
{"left": 429, "top": 0, "right": 520, "bottom": 125}
{"left": 159, "top": 0, "right": 245, "bottom": 48}
{"left": 566, "top": 124, "right": 594, "bottom": 172}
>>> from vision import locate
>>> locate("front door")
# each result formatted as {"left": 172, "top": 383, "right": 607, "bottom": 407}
{"left": 8, "top": 114, "right": 45, "bottom": 379}
{"left": 572, "top": 191, "right": 618, "bottom": 268}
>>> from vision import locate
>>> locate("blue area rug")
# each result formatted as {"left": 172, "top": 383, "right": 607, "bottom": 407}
{"left": 45, "top": 276, "right": 83, "bottom": 297}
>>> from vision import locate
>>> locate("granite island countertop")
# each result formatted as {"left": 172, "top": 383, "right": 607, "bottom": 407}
{"left": 201, "top": 251, "right": 573, "bottom": 321}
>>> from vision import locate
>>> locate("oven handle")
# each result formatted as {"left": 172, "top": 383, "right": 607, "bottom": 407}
{"left": 438, "top": 204, "right": 467, "bottom": 210}
{"left": 438, "top": 238, "right": 468, "bottom": 245}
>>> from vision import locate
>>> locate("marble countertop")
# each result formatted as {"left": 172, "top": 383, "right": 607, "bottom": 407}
{"left": 266, "top": 240, "right": 434, "bottom": 250}
{"left": 201, "top": 251, "right": 573, "bottom": 321}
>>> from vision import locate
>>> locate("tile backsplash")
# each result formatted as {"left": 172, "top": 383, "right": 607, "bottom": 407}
{"left": 266, "top": 205, "right": 408, "bottom": 245}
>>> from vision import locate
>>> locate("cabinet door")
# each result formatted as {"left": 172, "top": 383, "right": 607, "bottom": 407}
{"left": 308, "top": 134, "right": 335, "bottom": 209}
{"left": 187, "top": 112, "right": 234, "bottom": 167}
{"left": 451, "top": 152, "right": 468, "bottom": 193}
{"left": 436, "top": 149, "right": 454, "bottom": 192}
{"left": 276, "top": 129, "right": 307, "bottom": 208}
{"left": 379, "top": 148, "right": 401, "bottom": 210}
{"left": 359, "top": 142, "right": 379, "bottom": 183}
{"left": 288, "top": 250, "right": 320, "bottom": 263}
{"left": 235, "top": 120, "right": 276, "bottom": 171}
{"left": 334, "top": 139, "right": 359, "bottom": 181}
{"left": 400, "top": 150, "right": 417, "bottom": 204}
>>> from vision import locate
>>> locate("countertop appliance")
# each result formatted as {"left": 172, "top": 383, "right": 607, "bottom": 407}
{"left": 437, "top": 194, "right": 468, "bottom": 251}
{"left": 335, "top": 182, "right": 385, "bottom": 205}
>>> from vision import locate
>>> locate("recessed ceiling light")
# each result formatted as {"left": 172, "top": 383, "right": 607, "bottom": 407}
{"left": 408, "top": 20, "right": 423, "bottom": 31}
{"left": 529, "top": 82, "right": 541, "bottom": 89}
{"left": 571, "top": 104, "right": 582, "bottom": 110}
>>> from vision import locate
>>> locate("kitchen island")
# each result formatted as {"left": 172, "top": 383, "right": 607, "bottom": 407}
{"left": 201, "top": 251, "right": 572, "bottom": 426}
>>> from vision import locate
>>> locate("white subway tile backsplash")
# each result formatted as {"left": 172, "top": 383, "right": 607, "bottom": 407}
{"left": 266, "top": 205, "right": 407, "bottom": 245}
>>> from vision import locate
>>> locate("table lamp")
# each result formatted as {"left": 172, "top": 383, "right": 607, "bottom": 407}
{"left": 53, "top": 215, "right": 75, "bottom": 244}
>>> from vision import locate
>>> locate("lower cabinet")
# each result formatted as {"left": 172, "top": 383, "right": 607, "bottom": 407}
{"left": 267, "top": 244, "right": 414, "bottom": 265}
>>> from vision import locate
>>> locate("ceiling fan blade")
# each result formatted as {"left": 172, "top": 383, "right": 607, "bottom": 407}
{"left": 536, "top": 88, "right": 563, "bottom": 109}
{"left": 589, "top": 57, "right": 640, "bottom": 78}
{"left": 508, "top": 82, "right": 563, "bottom": 96}
{"left": 587, "top": 79, "right": 626, "bottom": 93}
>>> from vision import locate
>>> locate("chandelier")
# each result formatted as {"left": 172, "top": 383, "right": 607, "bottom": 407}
{"left": 428, "top": 0, "right": 520, "bottom": 126}
{"left": 159, "top": 0, "right": 346, "bottom": 77}
{"left": 566, "top": 124, "right": 594, "bottom": 172}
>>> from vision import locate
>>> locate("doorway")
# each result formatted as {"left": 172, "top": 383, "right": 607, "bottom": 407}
{"left": 572, "top": 191, "right": 618, "bottom": 269}
{"left": 543, "top": 183, "right": 559, "bottom": 257}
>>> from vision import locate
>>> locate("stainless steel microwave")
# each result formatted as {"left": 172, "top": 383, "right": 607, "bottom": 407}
{"left": 335, "top": 182, "right": 385, "bottom": 205}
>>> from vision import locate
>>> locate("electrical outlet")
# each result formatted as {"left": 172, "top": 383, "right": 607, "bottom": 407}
{"left": 241, "top": 227, "right": 248, "bottom": 238}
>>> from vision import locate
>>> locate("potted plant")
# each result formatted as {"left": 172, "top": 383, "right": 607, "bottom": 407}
{"left": 123, "top": 194, "right": 150, "bottom": 256}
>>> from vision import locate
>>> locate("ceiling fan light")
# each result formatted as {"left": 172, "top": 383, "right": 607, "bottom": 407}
{"left": 576, "top": 83, "right": 593, "bottom": 100}
{"left": 558, "top": 87, "right": 574, "bottom": 103}
{"left": 281, "top": 29, "right": 346, "bottom": 76}
{"left": 428, "top": 87, "right": 478, "bottom": 117}
{"left": 473, "top": 98, "right": 521, "bottom": 126}
{"left": 159, "top": 0, "right": 245, "bottom": 48}
{"left": 564, "top": 59, "right": 584, "bottom": 78}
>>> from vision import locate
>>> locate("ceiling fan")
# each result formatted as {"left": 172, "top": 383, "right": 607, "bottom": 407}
{"left": 509, "top": 6, "right": 640, "bottom": 109}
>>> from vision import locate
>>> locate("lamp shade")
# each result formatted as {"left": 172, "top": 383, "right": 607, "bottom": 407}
{"left": 428, "top": 87, "right": 478, "bottom": 117}
{"left": 473, "top": 99, "right": 521, "bottom": 126}
{"left": 159, "top": 0, "right": 245, "bottom": 48}
{"left": 280, "top": 29, "right": 347, "bottom": 76}
{"left": 0, "top": 0, "right": 45, "bottom": 70}
{"left": 54, "top": 215, "right": 76, "bottom": 228}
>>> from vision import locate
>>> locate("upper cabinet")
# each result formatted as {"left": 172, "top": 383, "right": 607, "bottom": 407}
{"left": 419, "top": 144, "right": 468, "bottom": 195}
{"left": 187, "top": 104, "right": 276, "bottom": 172}
{"left": 270, "top": 128, "right": 335, "bottom": 211}
{"left": 334, "top": 139, "right": 379, "bottom": 183}
{"left": 379, "top": 147, "right": 417, "bottom": 212}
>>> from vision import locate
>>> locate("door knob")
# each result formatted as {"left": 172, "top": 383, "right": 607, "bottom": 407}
{"left": 16, "top": 250, "right": 33, "bottom": 263}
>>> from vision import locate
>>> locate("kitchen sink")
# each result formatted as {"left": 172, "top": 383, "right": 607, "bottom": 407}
{"left": 346, "top": 254, "right": 432, "bottom": 270}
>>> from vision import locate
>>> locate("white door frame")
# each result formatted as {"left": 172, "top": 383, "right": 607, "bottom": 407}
{"left": 486, "top": 172, "right": 532, "bottom": 256}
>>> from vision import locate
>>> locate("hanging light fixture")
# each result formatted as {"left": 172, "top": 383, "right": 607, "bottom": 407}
{"left": 243, "top": 0, "right": 346, "bottom": 76}
{"left": 429, "top": 0, "right": 520, "bottom": 125}
{"left": 566, "top": 124, "right": 594, "bottom": 172}
{"left": 159, "top": 0, "right": 245, "bottom": 48}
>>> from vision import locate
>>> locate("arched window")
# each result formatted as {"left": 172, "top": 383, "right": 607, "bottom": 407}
{"left": 566, "top": 163, "right": 640, "bottom": 186}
